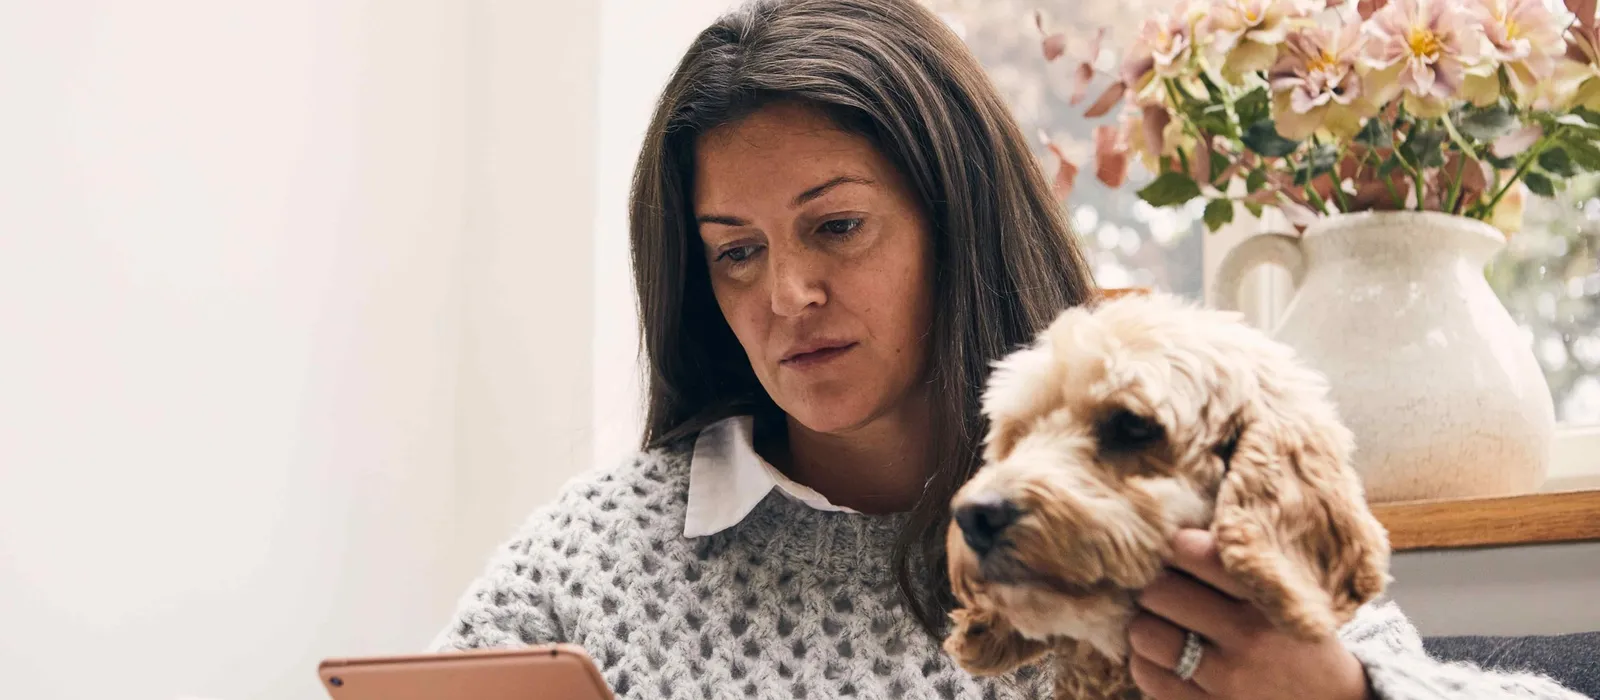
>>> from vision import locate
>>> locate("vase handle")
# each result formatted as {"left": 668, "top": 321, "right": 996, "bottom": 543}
{"left": 1209, "top": 233, "right": 1306, "bottom": 312}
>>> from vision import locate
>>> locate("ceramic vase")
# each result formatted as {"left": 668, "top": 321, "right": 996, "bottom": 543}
{"left": 1212, "top": 211, "right": 1555, "bottom": 502}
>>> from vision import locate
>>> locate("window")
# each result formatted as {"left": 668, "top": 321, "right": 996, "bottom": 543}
{"left": 931, "top": 0, "right": 1206, "bottom": 300}
{"left": 931, "top": 0, "right": 1599, "bottom": 485}
{"left": 1491, "top": 182, "right": 1600, "bottom": 425}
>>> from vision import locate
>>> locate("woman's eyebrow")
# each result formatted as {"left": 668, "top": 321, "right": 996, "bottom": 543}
{"left": 696, "top": 175, "right": 876, "bottom": 226}
{"left": 696, "top": 213, "right": 749, "bottom": 226}
{"left": 793, "top": 175, "right": 875, "bottom": 206}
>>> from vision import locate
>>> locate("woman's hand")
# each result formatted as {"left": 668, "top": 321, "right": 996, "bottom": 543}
{"left": 1126, "top": 529, "right": 1374, "bottom": 700}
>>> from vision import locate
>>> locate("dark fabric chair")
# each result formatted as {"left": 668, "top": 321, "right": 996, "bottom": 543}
{"left": 1422, "top": 632, "right": 1600, "bottom": 698}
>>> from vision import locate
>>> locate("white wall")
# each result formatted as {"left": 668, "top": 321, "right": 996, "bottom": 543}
{"left": 591, "top": 0, "right": 742, "bottom": 473}
{"left": 0, "top": 1, "right": 599, "bottom": 699}
{"left": 448, "top": 0, "right": 601, "bottom": 605}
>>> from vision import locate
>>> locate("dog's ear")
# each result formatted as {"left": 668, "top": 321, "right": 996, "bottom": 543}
{"left": 942, "top": 607, "right": 1051, "bottom": 677}
{"left": 1211, "top": 409, "right": 1390, "bottom": 638}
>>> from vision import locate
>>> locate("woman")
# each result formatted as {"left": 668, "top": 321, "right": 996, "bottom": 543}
{"left": 432, "top": 0, "right": 1580, "bottom": 698}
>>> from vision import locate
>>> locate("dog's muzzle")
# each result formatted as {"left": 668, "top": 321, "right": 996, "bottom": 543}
{"left": 953, "top": 497, "right": 1022, "bottom": 556}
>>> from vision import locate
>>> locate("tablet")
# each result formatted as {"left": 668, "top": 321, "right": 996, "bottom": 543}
{"left": 318, "top": 644, "right": 614, "bottom": 700}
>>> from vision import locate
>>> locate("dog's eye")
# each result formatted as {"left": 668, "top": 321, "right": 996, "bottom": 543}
{"left": 1098, "top": 410, "right": 1164, "bottom": 450}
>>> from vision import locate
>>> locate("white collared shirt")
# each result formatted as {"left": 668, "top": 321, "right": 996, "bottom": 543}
{"left": 683, "top": 415, "right": 859, "bottom": 537}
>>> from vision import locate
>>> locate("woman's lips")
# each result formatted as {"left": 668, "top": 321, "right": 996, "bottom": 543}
{"left": 780, "top": 342, "right": 858, "bottom": 369}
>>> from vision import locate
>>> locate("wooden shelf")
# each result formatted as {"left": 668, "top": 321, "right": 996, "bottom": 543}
{"left": 1371, "top": 489, "right": 1600, "bottom": 551}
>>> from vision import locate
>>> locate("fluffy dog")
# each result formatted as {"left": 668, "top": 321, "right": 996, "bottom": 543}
{"left": 942, "top": 292, "right": 1391, "bottom": 699}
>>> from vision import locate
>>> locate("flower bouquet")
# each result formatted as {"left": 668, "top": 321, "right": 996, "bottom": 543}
{"left": 1033, "top": 0, "right": 1582, "bottom": 500}
{"left": 1039, "top": 0, "right": 1600, "bottom": 236}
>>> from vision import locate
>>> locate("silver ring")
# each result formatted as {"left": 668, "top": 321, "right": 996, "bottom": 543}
{"left": 1174, "top": 631, "right": 1205, "bottom": 682}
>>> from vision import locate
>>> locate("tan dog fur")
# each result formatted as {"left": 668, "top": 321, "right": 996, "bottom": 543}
{"left": 943, "top": 292, "right": 1391, "bottom": 699}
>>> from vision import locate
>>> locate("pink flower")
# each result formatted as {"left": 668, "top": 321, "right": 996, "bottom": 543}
{"left": 1558, "top": 0, "right": 1600, "bottom": 110}
{"left": 1199, "top": 0, "right": 1317, "bottom": 78}
{"left": 1362, "top": 0, "right": 1492, "bottom": 116}
{"left": 1471, "top": 0, "right": 1567, "bottom": 94}
{"left": 1122, "top": 3, "right": 1196, "bottom": 104}
{"left": 1569, "top": 0, "right": 1600, "bottom": 66}
{"left": 1269, "top": 24, "right": 1376, "bottom": 139}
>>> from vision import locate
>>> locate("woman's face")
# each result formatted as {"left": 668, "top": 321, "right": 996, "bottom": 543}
{"left": 693, "top": 102, "right": 934, "bottom": 436}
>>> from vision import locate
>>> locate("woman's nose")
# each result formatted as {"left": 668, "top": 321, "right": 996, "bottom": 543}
{"left": 769, "top": 255, "right": 827, "bottom": 317}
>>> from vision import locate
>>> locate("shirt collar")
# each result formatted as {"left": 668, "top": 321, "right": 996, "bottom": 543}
{"left": 683, "top": 415, "right": 858, "bottom": 538}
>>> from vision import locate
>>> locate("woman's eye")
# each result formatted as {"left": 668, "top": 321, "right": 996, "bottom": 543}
{"left": 716, "top": 245, "right": 760, "bottom": 264}
{"left": 819, "top": 218, "right": 862, "bottom": 235}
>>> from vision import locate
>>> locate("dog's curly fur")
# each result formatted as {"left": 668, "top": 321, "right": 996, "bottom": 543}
{"left": 942, "top": 292, "right": 1392, "bottom": 699}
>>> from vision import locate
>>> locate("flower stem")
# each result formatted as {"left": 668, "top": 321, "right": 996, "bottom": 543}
{"left": 1389, "top": 158, "right": 1424, "bottom": 209}
{"left": 1439, "top": 113, "right": 1478, "bottom": 213}
{"left": 1477, "top": 126, "right": 1561, "bottom": 218}
{"left": 1357, "top": 145, "right": 1406, "bottom": 209}
{"left": 1163, "top": 79, "right": 1202, "bottom": 140}
{"left": 1440, "top": 113, "right": 1476, "bottom": 157}
{"left": 1446, "top": 170, "right": 1466, "bottom": 214}
{"left": 1171, "top": 77, "right": 1199, "bottom": 102}
{"left": 1384, "top": 176, "right": 1405, "bottom": 209}
{"left": 1393, "top": 104, "right": 1428, "bottom": 211}
{"left": 1330, "top": 144, "right": 1351, "bottom": 213}
{"left": 1305, "top": 182, "right": 1330, "bottom": 216}
{"left": 1413, "top": 169, "right": 1427, "bottom": 212}
{"left": 1392, "top": 138, "right": 1426, "bottom": 211}
{"left": 1164, "top": 79, "right": 1184, "bottom": 109}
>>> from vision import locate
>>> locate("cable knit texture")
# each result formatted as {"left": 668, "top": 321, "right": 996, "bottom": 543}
{"left": 431, "top": 449, "right": 1586, "bottom": 700}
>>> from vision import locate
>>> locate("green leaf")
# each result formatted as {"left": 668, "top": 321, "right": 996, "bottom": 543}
{"left": 1235, "top": 88, "right": 1271, "bottom": 127}
{"left": 1242, "top": 120, "right": 1301, "bottom": 158}
{"left": 1209, "top": 152, "right": 1231, "bottom": 183}
{"left": 1309, "top": 144, "right": 1340, "bottom": 171}
{"left": 1203, "top": 199, "right": 1235, "bottom": 232}
{"left": 1538, "top": 147, "right": 1575, "bottom": 177}
{"left": 1574, "top": 106, "right": 1600, "bottom": 128}
{"left": 1245, "top": 168, "right": 1267, "bottom": 194}
{"left": 1401, "top": 127, "right": 1448, "bottom": 168}
{"left": 1355, "top": 118, "right": 1393, "bottom": 148}
{"left": 1294, "top": 144, "right": 1340, "bottom": 185}
{"left": 1137, "top": 172, "right": 1204, "bottom": 207}
{"left": 1196, "top": 71, "right": 1225, "bottom": 101}
{"left": 1562, "top": 138, "right": 1600, "bottom": 173}
{"left": 1524, "top": 171, "right": 1557, "bottom": 197}
{"left": 1186, "top": 102, "right": 1238, "bottom": 138}
{"left": 1457, "top": 104, "right": 1518, "bottom": 142}
{"left": 1551, "top": 113, "right": 1600, "bottom": 132}
{"left": 1244, "top": 200, "right": 1266, "bottom": 218}
{"left": 1487, "top": 153, "right": 1519, "bottom": 170}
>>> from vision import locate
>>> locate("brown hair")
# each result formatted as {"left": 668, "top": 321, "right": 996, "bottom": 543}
{"left": 629, "top": 0, "right": 1097, "bottom": 635}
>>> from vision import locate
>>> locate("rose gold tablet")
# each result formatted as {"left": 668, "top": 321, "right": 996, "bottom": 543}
{"left": 318, "top": 644, "right": 614, "bottom": 700}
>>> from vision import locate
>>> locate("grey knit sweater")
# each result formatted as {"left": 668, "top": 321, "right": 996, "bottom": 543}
{"left": 430, "top": 449, "right": 1584, "bottom": 699}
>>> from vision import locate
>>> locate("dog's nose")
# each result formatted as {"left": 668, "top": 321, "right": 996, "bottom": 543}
{"left": 954, "top": 498, "right": 1021, "bottom": 555}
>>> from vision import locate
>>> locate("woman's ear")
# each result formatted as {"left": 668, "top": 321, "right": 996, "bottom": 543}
{"left": 1210, "top": 411, "right": 1391, "bottom": 639}
{"left": 942, "top": 607, "right": 1051, "bottom": 677}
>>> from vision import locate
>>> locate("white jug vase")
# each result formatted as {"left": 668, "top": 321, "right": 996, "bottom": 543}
{"left": 1211, "top": 211, "right": 1555, "bottom": 502}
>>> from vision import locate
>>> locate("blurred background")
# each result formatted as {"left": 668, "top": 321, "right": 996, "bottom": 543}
{"left": 0, "top": 1, "right": 1594, "bottom": 700}
{"left": 933, "top": 0, "right": 1600, "bottom": 423}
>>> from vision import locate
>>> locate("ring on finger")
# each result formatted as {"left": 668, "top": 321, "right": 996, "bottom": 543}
{"left": 1174, "top": 631, "right": 1206, "bottom": 682}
